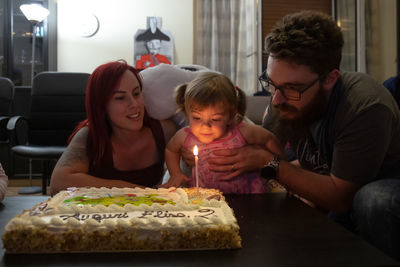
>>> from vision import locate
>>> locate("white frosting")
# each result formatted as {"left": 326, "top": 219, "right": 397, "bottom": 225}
{"left": 5, "top": 187, "right": 239, "bottom": 233}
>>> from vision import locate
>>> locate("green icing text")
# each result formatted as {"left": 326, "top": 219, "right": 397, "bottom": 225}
{"left": 63, "top": 194, "right": 176, "bottom": 207}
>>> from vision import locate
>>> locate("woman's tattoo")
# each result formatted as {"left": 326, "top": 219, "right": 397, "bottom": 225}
{"left": 58, "top": 129, "right": 89, "bottom": 167}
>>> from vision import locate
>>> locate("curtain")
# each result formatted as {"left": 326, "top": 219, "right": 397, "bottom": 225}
{"left": 365, "top": 0, "right": 397, "bottom": 82}
{"left": 335, "top": 0, "right": 397, "bottom": 82}
{"left": 335, "top": 0, "right": 357, "bottom": 72}
{"left": 194, "top": 0, "right": 258, "bottom": 95}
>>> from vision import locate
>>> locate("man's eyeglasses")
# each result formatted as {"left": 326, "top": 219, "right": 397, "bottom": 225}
{"left": 258, "top": 71, "right": 320, "bottom": 101}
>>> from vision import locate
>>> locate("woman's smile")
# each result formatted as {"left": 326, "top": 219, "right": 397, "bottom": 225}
{"left": 127, "top": 112, "right": 140, "bottom": 119}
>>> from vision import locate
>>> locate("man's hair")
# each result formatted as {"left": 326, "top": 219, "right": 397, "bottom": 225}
{"left": 265, "top": 10, "right": 344, "bottom": 76}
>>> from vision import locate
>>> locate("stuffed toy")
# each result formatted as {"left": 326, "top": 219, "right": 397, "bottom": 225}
{"left": 141, "top": 63, "right": 213, "bottom": 126}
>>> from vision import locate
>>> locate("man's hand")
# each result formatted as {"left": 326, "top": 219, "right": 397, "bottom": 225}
{"left": 208, "top": 145, "right": 273, "bottom": 180}
{"left": 181, "top": 146, "right": 195, "bottom": 167}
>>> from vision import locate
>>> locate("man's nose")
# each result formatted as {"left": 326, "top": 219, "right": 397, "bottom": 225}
{"left": 272, "top": 89, "right": 287, "bottom": 105}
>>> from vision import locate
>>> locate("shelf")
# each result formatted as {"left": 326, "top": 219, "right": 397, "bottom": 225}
{"left": 1, "top": 0, "right": 51, "bottom": 86}
{"left": 13, "top": 35, "right": 43, "bottom": 38}
{"left": 14, "top": 62, "right": 44, "bottom": 67}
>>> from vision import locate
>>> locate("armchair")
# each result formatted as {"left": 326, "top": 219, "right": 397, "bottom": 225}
{"left": 7, "top": 72, "right": 90, "bottom": 194}
{"left": 0, "top": 77, "right": 15, "bottom": 174}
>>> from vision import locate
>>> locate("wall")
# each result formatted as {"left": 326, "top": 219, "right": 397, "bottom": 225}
{"left": 57, "top": 0, "right": 193, "bottom": 73}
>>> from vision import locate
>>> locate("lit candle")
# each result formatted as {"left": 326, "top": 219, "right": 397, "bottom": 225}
{"left": 193, "top": 145, "right": 199, "bottom": 193}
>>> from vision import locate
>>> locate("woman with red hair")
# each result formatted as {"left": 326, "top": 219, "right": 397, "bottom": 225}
{"left": 50, "top": 60, "right": 176, "bottom": 195}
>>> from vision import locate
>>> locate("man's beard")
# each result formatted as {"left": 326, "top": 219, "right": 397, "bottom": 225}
{"left": 267, "top": 87, "right": 329, "bottom": 148}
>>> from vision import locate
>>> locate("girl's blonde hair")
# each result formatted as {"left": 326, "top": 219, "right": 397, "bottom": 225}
{"left": 175, "top": 72, "right": 247, "bottom": 123}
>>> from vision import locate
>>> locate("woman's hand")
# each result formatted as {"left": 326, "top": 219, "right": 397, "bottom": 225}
{"left": 208, "top": 145, "right": 273, "bottom": 180}
{"left": 159, "top": 173, "right": 191, "bottom": 188}
{"left": 180, "top": 146, "right": 195, "bottom": 167}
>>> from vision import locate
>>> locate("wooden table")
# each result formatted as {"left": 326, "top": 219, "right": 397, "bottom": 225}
{"left": 0, "top": 194, "right": 398, "bottom": 267}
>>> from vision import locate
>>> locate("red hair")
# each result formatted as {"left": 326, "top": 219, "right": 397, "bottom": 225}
{"left": 68, "top": 60, "right": 143, "bottom": 166}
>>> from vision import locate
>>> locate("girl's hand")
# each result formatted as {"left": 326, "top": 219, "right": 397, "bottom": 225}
{"left": 180, "top": 146, "right": 195, "bottom": 167}
{"left": 159, "top": 173, "right": 191, "bottom": 188}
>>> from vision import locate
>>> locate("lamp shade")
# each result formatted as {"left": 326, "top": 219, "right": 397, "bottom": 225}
{"left": 20, "top": 4, "right": 49, "bottom": 24}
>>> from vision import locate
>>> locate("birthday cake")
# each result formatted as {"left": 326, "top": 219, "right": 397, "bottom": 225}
{"left": 2, "top": 187, "right": 241, "bottom": 253}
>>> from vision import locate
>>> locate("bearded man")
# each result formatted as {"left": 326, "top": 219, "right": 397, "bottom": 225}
{"left": 206, "top": 10, "right": 400, "bottom": 259}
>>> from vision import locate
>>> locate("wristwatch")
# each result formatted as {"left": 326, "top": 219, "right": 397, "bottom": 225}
{"left": 261, "top": 155, "right": 280, "bottom": 179}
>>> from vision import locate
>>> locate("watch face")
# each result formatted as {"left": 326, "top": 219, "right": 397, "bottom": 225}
{"left": 261, "top": 166, "right": 276, "bottom": 179}
{"left": 79, "top": 13, "right": 99, "bottom": 37}
{"left": 261, "top": 155, "right": 280, "bottom": 179}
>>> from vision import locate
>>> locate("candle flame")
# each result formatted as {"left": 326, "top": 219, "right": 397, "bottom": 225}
{"left": 193, "top": 145, "right": 198, "bottom": 156}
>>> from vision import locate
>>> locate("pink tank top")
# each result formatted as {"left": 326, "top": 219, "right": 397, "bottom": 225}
{"left": 183, "top": 125, "right": 267, "bottom": 194}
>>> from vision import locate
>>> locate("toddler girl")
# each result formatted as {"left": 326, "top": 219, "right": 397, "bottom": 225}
{"left": 163, "top": 72, "right": 282, "bottom": 194}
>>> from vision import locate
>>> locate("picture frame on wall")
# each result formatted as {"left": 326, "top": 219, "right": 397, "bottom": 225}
{"left": 134, "top": 16, "right": 174, "bottom": 70}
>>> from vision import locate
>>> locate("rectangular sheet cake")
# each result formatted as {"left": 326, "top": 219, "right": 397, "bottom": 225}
{"left": 2, "top": 187, "right": 241, "bottom": 253}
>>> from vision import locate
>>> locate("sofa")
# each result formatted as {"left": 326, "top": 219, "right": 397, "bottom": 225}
{"left": 245, "top": 95, "right": 269, "bottom": 125}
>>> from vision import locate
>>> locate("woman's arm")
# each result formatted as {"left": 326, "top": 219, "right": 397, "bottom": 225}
{"left": 50, "top": 127, "right": 140, "bottom": 196}
{"left": 0, "top": 163, "right": 8, "bottom": 202}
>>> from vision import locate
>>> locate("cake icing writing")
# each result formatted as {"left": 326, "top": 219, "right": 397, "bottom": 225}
{"left": 54, "top": 208, "right": 216, "bottom": 224}
{"left": 63, "top": 194, "right": 177, "bottom": 207}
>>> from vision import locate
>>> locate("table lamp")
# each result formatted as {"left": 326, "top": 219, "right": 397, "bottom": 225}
{"left": 20, "top": 3, "right": 49, "bottom": 85}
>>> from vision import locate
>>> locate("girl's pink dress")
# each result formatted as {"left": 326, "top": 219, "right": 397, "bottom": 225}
{"left": 184, "top": 125, "right": 267, "bottom": 194}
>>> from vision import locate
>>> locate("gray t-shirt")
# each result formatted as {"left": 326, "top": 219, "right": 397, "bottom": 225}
{"left": 266, "top": 71, "right": 400, "bottom": 184}
{"left": 329, "top": 71, "right": 400, "bottom": 183}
